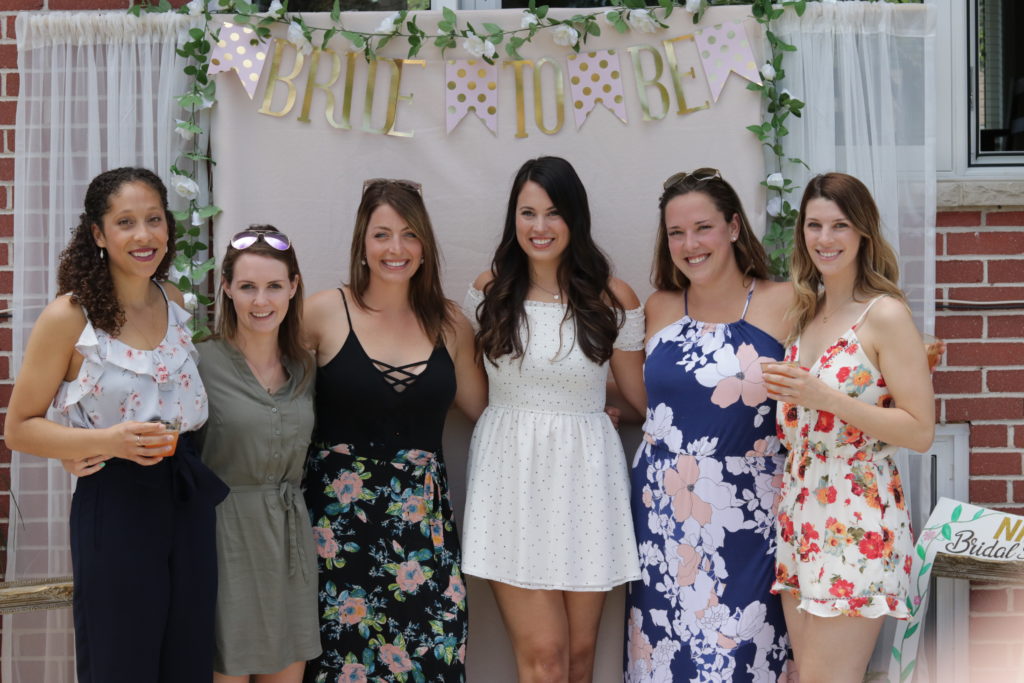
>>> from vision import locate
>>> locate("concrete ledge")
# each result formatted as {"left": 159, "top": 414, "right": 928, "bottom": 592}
{"left": 939, "top": 180, "right": 1024, "bottom": 209}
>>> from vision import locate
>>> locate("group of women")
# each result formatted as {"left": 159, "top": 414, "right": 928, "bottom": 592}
{"left": 4, "top": 157, "right": 935, "bottom": 683}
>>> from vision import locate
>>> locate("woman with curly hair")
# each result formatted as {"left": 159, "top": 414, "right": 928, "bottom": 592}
{"left": 764, "top": 172, "right": 934, "bottom": 682}
{"left": 461, "top": 156, "right": 647, "bottom": 682}
{"left": 5, "top": 167, "right": 228, "bottom": 682}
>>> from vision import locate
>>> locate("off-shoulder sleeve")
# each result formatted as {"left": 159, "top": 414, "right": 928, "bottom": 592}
{"left": 462, "top": 286, "right": 484, "bottom": 334}
{"left": 614, "top": 306, "right": 645, "bottom": 352}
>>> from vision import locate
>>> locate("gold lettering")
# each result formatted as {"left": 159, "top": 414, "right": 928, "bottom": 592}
{"left": 994, "top": 517, "right": 1021, "bottom": 542}
{"left": 298, "top": 48, "right": 347, "bottom": 128}
{"left": 627, "top": 45, "right": 669, "bottom": 122}
{"left": 662, "top": 35, "right": 710, "bottom": 116}
{"left": 385, "top": 59, "right": 425, "bottom": 138}
{"left": 532, "top": 58, "right": 565, "bottom": 136}
{"left": 257, "top": 39, "right": 304, "bottom": 118}
{"left": 503, "top": 60, "right": 533, "bottom": 139}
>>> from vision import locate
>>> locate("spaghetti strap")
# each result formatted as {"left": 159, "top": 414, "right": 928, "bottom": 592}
{"left": 338, "top": 287, "right": 353, "bottom": 327}
{"left": 852, "top": 295, "right": 886, "bottom": 329}
{"left": 739, "top": 281, "right": 756, "bottom": 321}
{"left": 154, "top": 279, "right": 170, "bottom": 304}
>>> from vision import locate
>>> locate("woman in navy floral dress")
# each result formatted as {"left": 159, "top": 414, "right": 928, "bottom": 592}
{"left": 301, "top": 179, "right": 486, "bottom": 683}
{"left": 626, "top": 169, "right": 794, "bottom": 681}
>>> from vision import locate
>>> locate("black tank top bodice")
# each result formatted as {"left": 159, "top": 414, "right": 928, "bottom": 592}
{"left": 313, "top": 296, "right": 456, "bottom": 456}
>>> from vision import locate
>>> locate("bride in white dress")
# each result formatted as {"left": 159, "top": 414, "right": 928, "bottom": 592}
{"left": 461, "top": 156, "right": 647, "bottom": 682}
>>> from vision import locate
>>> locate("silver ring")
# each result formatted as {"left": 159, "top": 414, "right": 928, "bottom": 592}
{"left": 136, "top": 434, "right": 142, "bottom": 446}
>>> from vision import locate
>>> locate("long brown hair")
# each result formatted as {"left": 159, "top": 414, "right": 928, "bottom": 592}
{"left": 651, "top": 168, "right": 770, "bottom": 291}
{"left": 57, "top": 167, "right": 176, "bottom": 335}
{"left": 789, "top": 172, "right": 905, "bottom": 340}
{"left": 474, "top": 156, "right": 623, "bottom": 365}
{"left": 216, "top": 225, "right": 313, "bottom": 391}
{"left": 348, "top": 180, "right": 453, "bottom": 345}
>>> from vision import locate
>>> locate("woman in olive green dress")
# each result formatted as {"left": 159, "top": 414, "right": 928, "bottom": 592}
{"left": 198, "top": 226, "right": 321, "bottom": 683}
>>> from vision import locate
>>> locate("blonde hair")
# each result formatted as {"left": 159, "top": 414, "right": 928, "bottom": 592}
{"left": 789, "top": 173, "right": 905, "bottom": 341}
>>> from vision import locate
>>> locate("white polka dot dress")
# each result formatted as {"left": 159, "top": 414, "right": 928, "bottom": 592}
{"left": 461, "top": 287, "right": 642, "bottom": 591}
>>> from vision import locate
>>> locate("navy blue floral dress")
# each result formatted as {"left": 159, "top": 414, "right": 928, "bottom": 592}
{"left": 626, "top": 288, "right": 791, "bottom": 682}
{"left": 302, "top": 291, "right": 466, "bottom": 683}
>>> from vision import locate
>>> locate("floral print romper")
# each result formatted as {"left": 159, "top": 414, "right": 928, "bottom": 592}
{"left": 771, "top": 296, "right": 912, "bottom": 619}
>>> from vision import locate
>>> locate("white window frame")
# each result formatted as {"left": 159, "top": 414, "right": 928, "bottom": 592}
{"left": 932, "top": 0, "right": 1024, "bottom": 177}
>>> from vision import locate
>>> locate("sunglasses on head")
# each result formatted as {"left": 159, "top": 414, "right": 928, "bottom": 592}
{"left": 362, "top": 178, "right": 423, "bottom": 196}
{"left": 230, "top": 229, "right": 292, "bottom": 251}
{"left": 662, "top": 168, "right": 722, "bottom": 190}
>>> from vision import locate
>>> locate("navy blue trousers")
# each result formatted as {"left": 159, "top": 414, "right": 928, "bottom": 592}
{"left": 69, "top": 434, "right": 228, "bottom": 683}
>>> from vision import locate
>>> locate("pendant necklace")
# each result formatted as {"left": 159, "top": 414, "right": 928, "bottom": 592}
{"left": 532, "top": 281, "right": 562, "bottom": 301}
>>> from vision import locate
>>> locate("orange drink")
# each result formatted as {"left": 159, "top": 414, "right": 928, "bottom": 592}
{"left": 145, "top": 419, "right": 180, "bottom": 455}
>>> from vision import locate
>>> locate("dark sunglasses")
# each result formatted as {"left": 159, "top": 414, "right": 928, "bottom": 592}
{"left": 662, "top": 168, "right": 722, "bottom": 190}
{"left": 362, "top": 177, "right": 423, "bottom": 196}
{"left": 230, "top": 229, "right": 292, "bottom": 251}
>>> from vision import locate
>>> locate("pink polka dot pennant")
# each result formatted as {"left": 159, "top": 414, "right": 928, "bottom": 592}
{"left": 209, "top": 21, "right": 269, "bottom": 100}
{"left": 566, "top": 49, "right": 627, "bottom": 130}
{"left": 694, "top": 21, "right": 761, "bottom": 103}
{"left": 445, "top": 59, "right": 499, "bottom": 135}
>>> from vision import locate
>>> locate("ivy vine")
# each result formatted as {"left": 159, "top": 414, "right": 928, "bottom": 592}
{"left": 128, "top": 0, "right": 915, "bottom": 332}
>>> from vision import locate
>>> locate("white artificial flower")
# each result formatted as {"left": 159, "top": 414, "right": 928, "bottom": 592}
{"left": 462, "top": 32, "right": 496, "bottom": 60}
{"left": 760, "top": 62, "right": 776, "bottom": 81}
{"left": 780, "top": 88, "right": 793, "bottom": 100}
{"left": 766, "top": 197, "right": 783, "bottom": 217}
{"left": 766, "top": 172, "right": 785, "bottom": 189}
{"left": 376, "top": 12, "right": 401, "bottom": 35}
{"left": 287, "top": 21, "right": 313, "bottom": 56}
{"left": 198, "top": 96, "right": 215, "bottom": 110}
{"left": 685, "top": 0, "right": 702, "bottom": 14}
{"left": 174, "top": 119, "right": 194, "bottom": 142}
{"left": 551, "top": 24, "right": 579, "bottom": 48}
{"left": 185, "top": 0, "right": 204, "bottom": 16}
{"left": 261, "top": 0, "right": 283, "bottom": 16}
{"left": 521, "top": 11, "right": 539, "bottom": 29}
{"left": 182, "top": 292, "right": 198, "bottom": 312}
{"left": 191, "top": 210, "right": 203, "bottom": 227}
{"left": 627, "top": 9, "right": 658, "bottom": 34}
{"left": 170, "top": 174, "right": 200, "bottom": 201}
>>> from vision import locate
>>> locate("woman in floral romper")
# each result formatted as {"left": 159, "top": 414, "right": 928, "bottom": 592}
{"left": 764, "top": 173, "right": 935, "bottom": 682}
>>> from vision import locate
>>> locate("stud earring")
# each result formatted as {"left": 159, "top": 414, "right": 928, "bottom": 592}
{"left": 99, "top": 247, "right": 106, "bottom": 261}
{"left": 420, "top": 257, "right": 424, "bottom": 264}
{"left": 361, "top": 258, "right": 367, "bottom": 266}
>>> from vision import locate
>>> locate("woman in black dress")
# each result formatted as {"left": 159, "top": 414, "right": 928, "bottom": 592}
{"left": 302, "top": 179, "right": 486, "bottom": 682}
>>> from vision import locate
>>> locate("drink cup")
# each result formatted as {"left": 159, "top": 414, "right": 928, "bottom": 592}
{"left": 923, "top": 334, "right": 945, "bottom": 373}
{"left": 760, "top": 361, "right": 799, "bottom": 388}
{"left": 145, "top": 418, "right": 180, "bottom": 455}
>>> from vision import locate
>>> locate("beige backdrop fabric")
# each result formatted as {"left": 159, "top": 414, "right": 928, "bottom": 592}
{"left": 211, "top": 6, "right": 764, "bottom": 679}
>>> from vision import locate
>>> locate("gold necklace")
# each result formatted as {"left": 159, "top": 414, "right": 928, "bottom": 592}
{"left": 821, "top": 295, "right": 855, "bottom": 324}
{"left": 532, "top": 281, "right": 563, "bottom": 301}
{"left": 122, "top": 308, "right": 163, "bottom": 350}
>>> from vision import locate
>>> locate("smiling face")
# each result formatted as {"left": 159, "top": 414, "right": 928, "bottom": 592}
{"left": 90, "top": 181, "right": 170, "bottom": 280}
{"left": 515, "top": 180, "right": 570, "bottom": 266}
{"left": 222, "top": 252, "right": 297, "bottom": 337}
{"left": 664, "top": 190, "right": 740, "bottom": 286}
{"left": 363, "top": 202, "right": 423, "bottom": 284}
{"left": 802, "top": 197, "right": 862, "bottom": 277}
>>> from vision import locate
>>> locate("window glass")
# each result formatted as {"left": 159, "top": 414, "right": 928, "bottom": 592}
{"left": 977, "top": 0, "right": 1024, "bottom": 154}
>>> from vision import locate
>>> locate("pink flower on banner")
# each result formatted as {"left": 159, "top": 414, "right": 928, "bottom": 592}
{"left": 566, "top": 50, "right": 627, "bottom": 129}
{"left": 694, "top": 21, "right": 761, "bottom": 102}
{"left": 209, "top": 21, "right": 270, "bottom": 99}
{"left": 445, "top": 59, "right": 498, "bottom": 135}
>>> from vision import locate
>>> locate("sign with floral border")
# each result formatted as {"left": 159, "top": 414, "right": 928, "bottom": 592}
{"left": 889, "top": 498, "right": 1024, "bottom": 682}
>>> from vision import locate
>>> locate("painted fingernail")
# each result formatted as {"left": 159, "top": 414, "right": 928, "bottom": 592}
{"left": 99, "top": 462, "right": 106, "bottom": 469}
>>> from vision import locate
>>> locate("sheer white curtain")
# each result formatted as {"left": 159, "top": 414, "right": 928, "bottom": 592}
{"left": 4, "top": 13, "right": 200, "bottom": 682}
{"left": 775, "top": 2, "right": 936, "bottom": 332}
{"left": 775, "top": 5, "right": 936, "bottom": 676}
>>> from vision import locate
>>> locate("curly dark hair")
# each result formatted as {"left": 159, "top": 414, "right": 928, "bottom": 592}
{"left": 57, "top": 167, "right": 176, "bottom": 335}
{"left": 475, "top": 156, "right": 624, "bottom": 365}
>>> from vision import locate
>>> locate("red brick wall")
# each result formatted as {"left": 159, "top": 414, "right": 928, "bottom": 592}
{"left": 936, "top": 207, "right": 1024, "bottom": 682}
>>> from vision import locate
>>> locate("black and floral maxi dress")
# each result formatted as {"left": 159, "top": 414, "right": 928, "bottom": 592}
{"left": 302, "top": 291, "right": 467, "bottom": 683}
